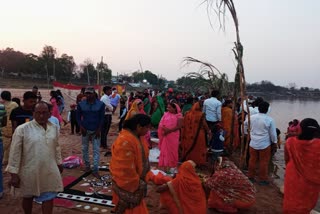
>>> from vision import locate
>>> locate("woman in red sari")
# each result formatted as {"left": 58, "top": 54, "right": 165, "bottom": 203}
{"left": 283, "top": 118, "right": 320, "bottom": 214}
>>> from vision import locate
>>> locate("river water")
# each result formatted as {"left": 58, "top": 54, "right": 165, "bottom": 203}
{"left": 269, "top": 98, "right": 320, "bottom": 136}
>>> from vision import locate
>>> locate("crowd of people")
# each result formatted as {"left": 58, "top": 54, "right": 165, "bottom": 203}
{"left": 0, "top": 85, "right": 319, "bottom": 214}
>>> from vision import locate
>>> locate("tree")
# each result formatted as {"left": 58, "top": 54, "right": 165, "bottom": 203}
{"left": 79, "top": 59, "right": 96, "bottom": 85}
{"left": 40, "top": 45, "right": 57, "bottom": 79}
{"left": 55, "top": 54, "right": 76, "bottom": 81}
{"left": 96, "top": 61, "right": 112, "bottom": 84}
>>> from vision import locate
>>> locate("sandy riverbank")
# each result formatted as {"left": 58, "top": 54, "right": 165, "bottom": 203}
{"left": 0, "top": 88, "right": 285, "bottom": 213}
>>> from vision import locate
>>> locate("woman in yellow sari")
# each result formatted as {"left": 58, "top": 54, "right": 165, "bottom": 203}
{"left": 125, "top": 99, "right": 144, "bottom": 120}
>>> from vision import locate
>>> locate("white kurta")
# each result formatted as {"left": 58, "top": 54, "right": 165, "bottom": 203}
{"left": 6, "top": 120, "right": 63, "bottom": 196}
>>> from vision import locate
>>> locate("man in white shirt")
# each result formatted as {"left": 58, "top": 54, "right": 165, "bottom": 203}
{"left": 203, "top": 89, "right": 222, "bottom": 131}
{"left": 100, "top": 86, "right": 113, "bottom": 152}
{"left": 244, "top": 101, "right": 277, "bottom": 185}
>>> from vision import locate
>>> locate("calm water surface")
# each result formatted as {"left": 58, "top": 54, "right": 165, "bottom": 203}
{"left": 269, "top": 98, "right": 320, "bottom": 138}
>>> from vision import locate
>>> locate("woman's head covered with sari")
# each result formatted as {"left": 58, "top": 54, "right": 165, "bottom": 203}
{"left": 168, "top": 160, "right": 206, "bottom": 213}
{"left": 125, "top": 99, "right": 144, "bottom": 120}
{"left": 298, "top": 118, "right": 320, "bottom": 140}
{"left": 167, "top": 102, "right": 181, "bottom": 114}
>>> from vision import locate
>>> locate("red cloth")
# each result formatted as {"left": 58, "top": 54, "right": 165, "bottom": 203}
{"left": 283, "top": 137, "right": 320, "bottom": 214}
{"left": 206, "top": 159, "right": 255, "bottom": 211}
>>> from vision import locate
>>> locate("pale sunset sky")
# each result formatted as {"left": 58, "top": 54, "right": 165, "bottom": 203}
{"left": 0, "top": 0, "right": 319, "bottom": 88}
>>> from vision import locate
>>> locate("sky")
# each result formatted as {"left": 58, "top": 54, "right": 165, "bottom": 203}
{"left": 0, "top": 0, "right": 319, "bottom": 88}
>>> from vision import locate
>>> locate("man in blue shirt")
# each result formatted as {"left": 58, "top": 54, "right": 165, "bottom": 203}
{"left": 77, "top": 87, "right": 105, "bottom": 178}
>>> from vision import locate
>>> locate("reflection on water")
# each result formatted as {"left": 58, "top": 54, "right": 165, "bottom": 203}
{"left": 268, "top": 98, "right": 320, "bottom": 139}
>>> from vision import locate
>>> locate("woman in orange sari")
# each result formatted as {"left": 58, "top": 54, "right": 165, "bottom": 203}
{"left": 181, "top": 102, "right": 211, "bottom": 165}
{"left": 283, "top": 118, "right": 320, "bottom": 214}
{"left": 110, "top": 114, "right": 153, "bottom": 214}
{"left": 221, "top": 99, "right": 240, "bottom": 151}
{"left": 155, "top": 160, "right": 207, "bottom": 214}
{"left": 125, "top": 99, "right": 151, "bottom": 148}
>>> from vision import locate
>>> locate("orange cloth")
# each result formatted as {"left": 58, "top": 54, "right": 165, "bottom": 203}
{"left": 181, "top": 103, "right": 209, "bottom": 165}
{"left": 160, "top": 161, "right": 207, "bottom": 214}
{"left": 125, "top": 100, "right": 141, "bottom": 120}
{"left": 221, "top": 106, "right": 240, "bottom": 149}
{"left": 283, "top": 137, "right": 320, "bottom": 214}
{"left": 110, "top": 129, "right": 151, "bottom": 214}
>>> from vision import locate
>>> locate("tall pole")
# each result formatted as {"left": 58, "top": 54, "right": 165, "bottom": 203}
{"left": 139, "top": 61, "right": 144, "bottom": 82}
{"left": 86, "top": 66, "right": 90, "bottom": 85}
{"left": 53, "top": 59, "right": 56, "bottom": 80}
{"left": 45, "top": 63, "right": 49, "bottom": 90}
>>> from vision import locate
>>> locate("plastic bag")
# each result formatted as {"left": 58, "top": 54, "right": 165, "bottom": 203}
{"left": 62, "top": 156, "right": 83, "bottom": 169}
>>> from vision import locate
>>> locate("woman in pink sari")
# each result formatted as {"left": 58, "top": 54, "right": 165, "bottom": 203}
{"left": 158, "top": 103, "right": 183, "bottom": 173}
{"left": 50, "top": 90, "right": 62, "bottom": 124}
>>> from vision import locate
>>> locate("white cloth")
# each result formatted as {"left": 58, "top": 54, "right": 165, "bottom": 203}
{"left": 203, "top": 97, "right": 222, "bottom": 122}
{"left": 6, "top": 120, "right": 63, "bottom": 196}
{"left": 100, "top": 94, "right": 113, "bottom": 115}
{"left": 49, "top": 116, "right": 60, "bottom": 130}
{"left": 244, "top": 113, "right": 277, "bottom": 150}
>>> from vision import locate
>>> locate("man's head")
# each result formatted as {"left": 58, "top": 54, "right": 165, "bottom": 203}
{"left": 84, "top": 87, "right": 96, "bottom": 101}
{"left": 33, "top": 101, "right": 50, "bottom": 126}
{"left": 258, "top": 101, "right": 270, "bottom": 114}
{"left": 1, "top": 90, "right": 12, "bottom": 101}
{"left": 23, "top": 91, "right": 37, "bottom": 110}
{"left": 103, "top": 86, "right": 112, "bottom": 96}
{"left": 211, "top": 89, "right": 219, "bottom": 98}
{"left": 32, "top": 85, "right": 38, "bottom": 94}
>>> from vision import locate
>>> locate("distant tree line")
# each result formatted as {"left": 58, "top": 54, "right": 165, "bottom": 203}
{"left": 0, "top": 46, "right": 112, "bottom": 85}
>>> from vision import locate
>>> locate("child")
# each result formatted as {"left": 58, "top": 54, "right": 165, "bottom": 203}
{"left": 68, "top": 104, "right": 80, "bottom": 134}
{"left": 118, "top": 100, "right": 127, "bottom": 132}
{"left": 209, "top": 124, "right": 225, "bottom": 170}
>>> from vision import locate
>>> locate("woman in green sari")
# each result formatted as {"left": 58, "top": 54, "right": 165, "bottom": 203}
{"left": 151, "top": 95, "right": 165, "bottom": 127}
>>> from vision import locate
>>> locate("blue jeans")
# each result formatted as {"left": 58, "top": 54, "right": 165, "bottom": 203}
{"left": 0, "top": 140, "right": 3, "bottom": 193}
{"left": 82, "top": 131, "right": 101, "bottom": 173}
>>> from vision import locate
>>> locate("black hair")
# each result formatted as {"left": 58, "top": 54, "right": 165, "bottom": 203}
{"left": 50, "top": 90, "right": 58, "bottom": 99}
{"left": 56, "top": 89, "right": 63, "bottom": 98}
{"left": 12, "top": 97, "right": 21, "bottom": 106}
{"left": 32, "top": 85, "right": 38, "bottom": 89}
{"left": 276, "top": 128, "right": 281, "bottom": 136}
{"left": 258, "top": 101, "right": 270, "bottom": 114}
{"left": 1, "top": 91, "right": 11, "bottom": 101}
{"left": 123, "top": 114, "right": 151, "bottom": 131}
{"left": 298, "top": 118, "right": 320, "bottom": 140}
{"left": 103, "top": 86, "right": 112, "bottom": 93}
{"left": 211, "top": 89, "right": 219, "bottom": 97}
{"left": 186, "top": 96, "right": 193, "bottom": 104}
{"left": 223, "top": 99, "right": 232, "bottom": 107}
{"left": 23, "top": 91, "right": 37, "bottom": 100}
{"left": 253, "top": 97, "right": 264, "bottom": 108}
